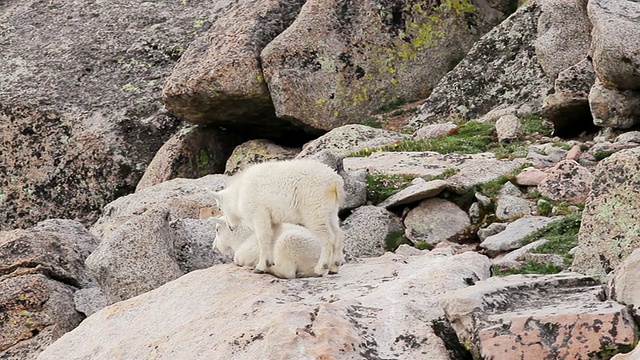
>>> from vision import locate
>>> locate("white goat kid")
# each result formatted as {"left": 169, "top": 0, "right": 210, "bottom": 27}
{"left": 213, "top": 217, "right": 321, "bottom": 279}
{"left": 211, "top": 159, "right": 345, "bottom": 276}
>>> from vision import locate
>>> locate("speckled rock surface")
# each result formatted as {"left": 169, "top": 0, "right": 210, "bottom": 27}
{"left": 341, "top": 206, "right": 403, "bottom": 258}
{"left": 589, "top": 79, "right": 640, "bottom": 129}
{"left": 224, "top": 139, "right": 300, "bottom": 175}
{"left": 537, "top": 160, "right": 594, "bottom": 204}
{"left": 378, "top": 178, "right": 448, "bottom": 208}
{"left": 39, "top": 251, "right": 492, "bottom": 360}
{"left": 261, "top": 0, "right": 507, "bottom": 131}
{"left": 494, "top": 114, "right": 524, "bottom": 142}
{"left": 163, "top": 0, "right": 310, "bottom": 140}
{"left": 137, "top": 126, "right": 245, "bottom": 191}
{"left": 480, "top": 215, "right": 561, "bottom": 251}
{"left": 441, "top": 273, "right": 638, "bottom": 360}
{"left": 404, "top": 198, "right": 471, "bottom": 245}
{"left": 572, "top": 148, "right": 640, "bottom": 278}
{"left": 588, "top": 0, "right": 640, "bottom": 90}
{"left": 409, "top": 1, "right": 553, "bottom": 128}
{"left": 296, "top": 124, "right": 408, "bottom": 159}
{"left": 606, "top": 248, "right": 640, "bottom": 312}
{"left": 0, "top": 0, "right": 221, "bottom": 229}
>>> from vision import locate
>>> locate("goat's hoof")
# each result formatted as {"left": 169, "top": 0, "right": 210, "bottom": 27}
{"left": 253, "top": 268, "right": 266, "bottom": 274}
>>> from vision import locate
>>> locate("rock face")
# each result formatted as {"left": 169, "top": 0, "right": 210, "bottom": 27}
{"left": 0, "top": 0, "right": 221, "bottom": 229}
{"left": 572, "top": 148, "right": 640, "bottom": 278}
{"left": 0, "top": 220, "right": 98, "bottom": 359}
{"left": 341, "top": 206, "right": 403, "bottom": 258}
{"left": 589, "top": 79, "right": 640, "bottom": 129}
{"left": 296, "top": 124, "right": 408, "bottom": 159}
{"left": 606, "top": 248, "right": 640, "bottom": 311}
{"left": 588, "top": 0, "right": 640, "bottom": 90}
{"left": 409, "top": 1, "right": 553, "bottom": 128}
{"left": 440, "top": 273, "right": 638, "bottom": 360}
{"left": 136, "top": 126, "right": 245, "bottom": 191}
{"left": 404, "top": 198, "right": 471, "bottom": 245}
{"left": 261, "top": 0, "right": 507, "bottom": 131}
{"left": 163, "top": 0, "right": 311, "bottom": 140}
{"left": 39, "top": 251, "right": 492, "bottom": 360}
{"left": 88, "top": 175, "right": 229, "bottom": 304}
{"left": 480, "top": 215, "right": 560, "bottom": 251}
{"left": 224, "top": 139, "right": 300, "bottom": 175}
{"left": 378, "top": 178, "right": 448, "bottom": 208}
{"left": 537, "top": 160, "right": 594, "bottom": 204}
{"left": 534, "top": 0, "right": 591, "bottom": 81}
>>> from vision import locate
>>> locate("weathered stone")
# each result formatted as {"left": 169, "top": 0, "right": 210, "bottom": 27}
{"left": 163, "top": 0, "right": 310, "bottom": 140}
{"left": 477, "top": 222, "right": 506, "bottom": 242}
{"left": 39, "top": 252, "right": 492, "bottom": 360}
{"left": 0, "top": 220, "right": 98, "bottom": 359}
{"left": 224, "top": 139, "right": 300, "bottom": 175}
{"left": 404, "top": 198, "right": 471, "bottom": 245}
{"left": 171, "top": 218, "right": 230, "bottom": 273}
{"left": 440, "top": 273, "right": 638, "bottom": 360}
{"left": 525, "top": 143, "right": 568, "bottom": 168}
{"left": 378, "top": 178, "right": 448, "bottom": 208}
{"left": 515, "top": 166, "right": 548, "bottom": 186}
{"left": 542, "top": 58, "right": 597, "bottom": 136}
{"left": 296, "top": 125, "right": 408, "bottom": 159}
{"left": 572, "top": 148, "right": 640, "bottom": 278}
{"left": 495, "top": 191, "right": 531, "bottom": 221}
{"left": 73, "top": 288, "right": 107, "bottom": 318}
{"left": 409, "top": 2, "right": 552, "bottom": 128}
{"left": 616, "top": 131, "right": 640, "bottom": 144}
{"left": 538, "top": 160, "right": 594, "bottom": 204}
{"left": 468, "top": 202, "right": 482, "bottom": 224}
{"left": 341, "top": 206, "right": 403, "bottom": 258}
{"left": 445, "top": 157, "right": 519, "bottom": 195}
{"left": 612, "top": 345, "right": 640, "bottom": 360}
{"left": 476, "top": 105, "right": 517, "bottom": 124}
{"left": 137, "top": 126, "right": 244, "bottom": 191}
{"left": 589, "top": 79, "right": 640, "bottom": 129}
{"left": 492, "top": 239, "right": 549, "bottom": 267}
{"left": 588, "top": 0, "right": 640, "bottom": 90}
{"left": 565, "top": 144, "right": 582, "bottom": 161}
{"left": 480, "top": 215, "right": 561, "bottom": 251}
{"left": 0, "top": 0, "right": 224, "bottom": 229}
{"left": 606, "top": 248, "right": 640, "bottom": 311}
{"left": 86, "top": 207, "right": 185, "bottom": 305}
{"left": 92, "top": 175, "right": 227, "bottom": 240}
{"left": 413, "top": 122, "right": 458, "bottom": 139}
{"left": 495, "top": 114, "right": 524, "bottom": 142}
{"left": 535, "top": 0, "right": 591, "bottom": 81}
{"left": 261, "top": 0, "right": 507, "bottom": 131}
{"left": 341, "top": 170, "right": 368, "bottom": 211}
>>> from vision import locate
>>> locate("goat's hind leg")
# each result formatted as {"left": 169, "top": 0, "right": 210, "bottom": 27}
{"left": 251, "top": 212, "right": 275, "bottom": 273}
{"left": 328, "top": 214, "right": 344, "bottom": 274}
{"left": 304, "top": 219, "right": 334, "bottom": 277}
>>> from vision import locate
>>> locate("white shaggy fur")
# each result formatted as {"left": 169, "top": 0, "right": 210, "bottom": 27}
{"left": 213, "top": 217, "right": 322, "bottom": 279}
{"left": 212, "top": 159, "right": 345, "bottom": 276}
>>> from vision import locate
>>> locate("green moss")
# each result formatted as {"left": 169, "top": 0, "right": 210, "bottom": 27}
{"left": 414, "top": 241, "right": 435, "bottom": 251}
{"left": 374, "top": 97, "right": 406, "bottom": 114}
{"left": 366, "top": 173, "right": 415, "bottom": 204}
{"left": 521, "top": 115, "right": 554, "bottom": 137}
{"left": 362, "top": 117, "right": 383, "bottom": 128}
{"left": 521, "top": 212, "right": 582, "bottom": 266}
{"left": 386, "top": 230, "right": 412, "bottom": 251}
{"left": 594, "top": 150, "right": 616, "bottom": 161}
{"left": 492, "top": 261, "right": 564, "bottom": 276}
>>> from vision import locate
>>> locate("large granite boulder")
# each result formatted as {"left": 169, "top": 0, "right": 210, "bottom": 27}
{"left": 588, "top": 0, "right": 640, "bottom": 90}
{"left": 261, "top": 0, "right": 507, "bottom": 131}
{"left": 0, "top": 1, "right": 223, "bottom": 230}
{"left": 440, "top": 273, "right": 638, "bottom": 360}
{"left": 88, "top": 175, "right": 229, "bottom": 304}
{"left": 409, "top": 1, "right": 553, "bottom": 128}
{"left": 589, "top": 79, "right": 640, "bottom": 130}
{"left": 39, "top": 251, "right": 492, "bottom": 360}
{"left": 163, "top": 0, "right": 311, "bottom": 140}
{"left": 572, "top": 148, "right": 640, "bottom": 278}
{"left": 136, "top": 126, "right": 245, "bottom": 191}
{"left": 0, "top": 220, "right": 98, "bottom": 359}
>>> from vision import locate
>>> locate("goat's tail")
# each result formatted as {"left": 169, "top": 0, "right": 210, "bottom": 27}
{"left": 328, "top": 176, "right": 346, "bottom": 207}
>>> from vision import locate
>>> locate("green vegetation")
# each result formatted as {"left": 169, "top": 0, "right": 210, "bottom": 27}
{"left": 413, "top": 241, "right": 435, "bottom": 251}
{"left": 374, "top": 97, "right": 407, "bottom": 114}
{"left": 521, "top": 115, "right": 554, "bottom": 137}
{"left": 594, "top": 150, "right": 616, "bottom": 161}
{"left": 366, "top": 173, "right": 415, "bottom": 204}
{"left": 385, "top": 230, "right": 412, "bottom": 251}
{"left": 362, "top": 116, "right": 383, "bottom": 128}
{"left": 525, "top": 190, "right": 585, "bottom": 216}
{"left": 520, "top": 212, "right": 582, "bottom": 267}
{"left": 493, "top": 261, "right": 564, "bottom": 276}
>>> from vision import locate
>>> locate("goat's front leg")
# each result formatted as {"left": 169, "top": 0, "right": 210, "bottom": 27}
{"left": 252, "top": 214, "right": 275, "bottom": 273}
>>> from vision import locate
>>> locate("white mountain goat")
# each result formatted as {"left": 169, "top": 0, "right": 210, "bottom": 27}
{"left": 212, "top": 217, "right": 321, "bottom": 279}
{"left": 211, "top": 159, "right": 345, "bottom": 276}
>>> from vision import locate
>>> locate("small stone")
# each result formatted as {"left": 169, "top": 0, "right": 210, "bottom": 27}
{"left": 515, "top": 167, "right": 548, "bottom": 186}
{"left": 413, "top": 122, "right": 458, "bottom": 139}
{"left": 495, "top": 114, "right": 524, "bottom": 142}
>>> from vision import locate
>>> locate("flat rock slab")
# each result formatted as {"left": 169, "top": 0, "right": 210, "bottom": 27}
{"left": 344, "top": 152, "right": 517, "bottom": 193}
{"left": 378, "top": 178, "right": 448, "bottom": 208}
{"left": 404, "top": 198, "right": 471, "bottom": 245}
{"left": 480, "top": 215, "right": 562, "bottom": 251}
{"left": 440, "top": 273, "right": 638, "bottom": 360}
{"left": 39, "top": 251, "right": 492, "bottom": 360}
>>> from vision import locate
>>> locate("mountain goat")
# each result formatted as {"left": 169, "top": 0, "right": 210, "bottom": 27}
{"left": 211, "top": 159, "right": 345, "bottom": 276}
{"left": 212, "top": 217, "right": 321, "bottom": 279}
